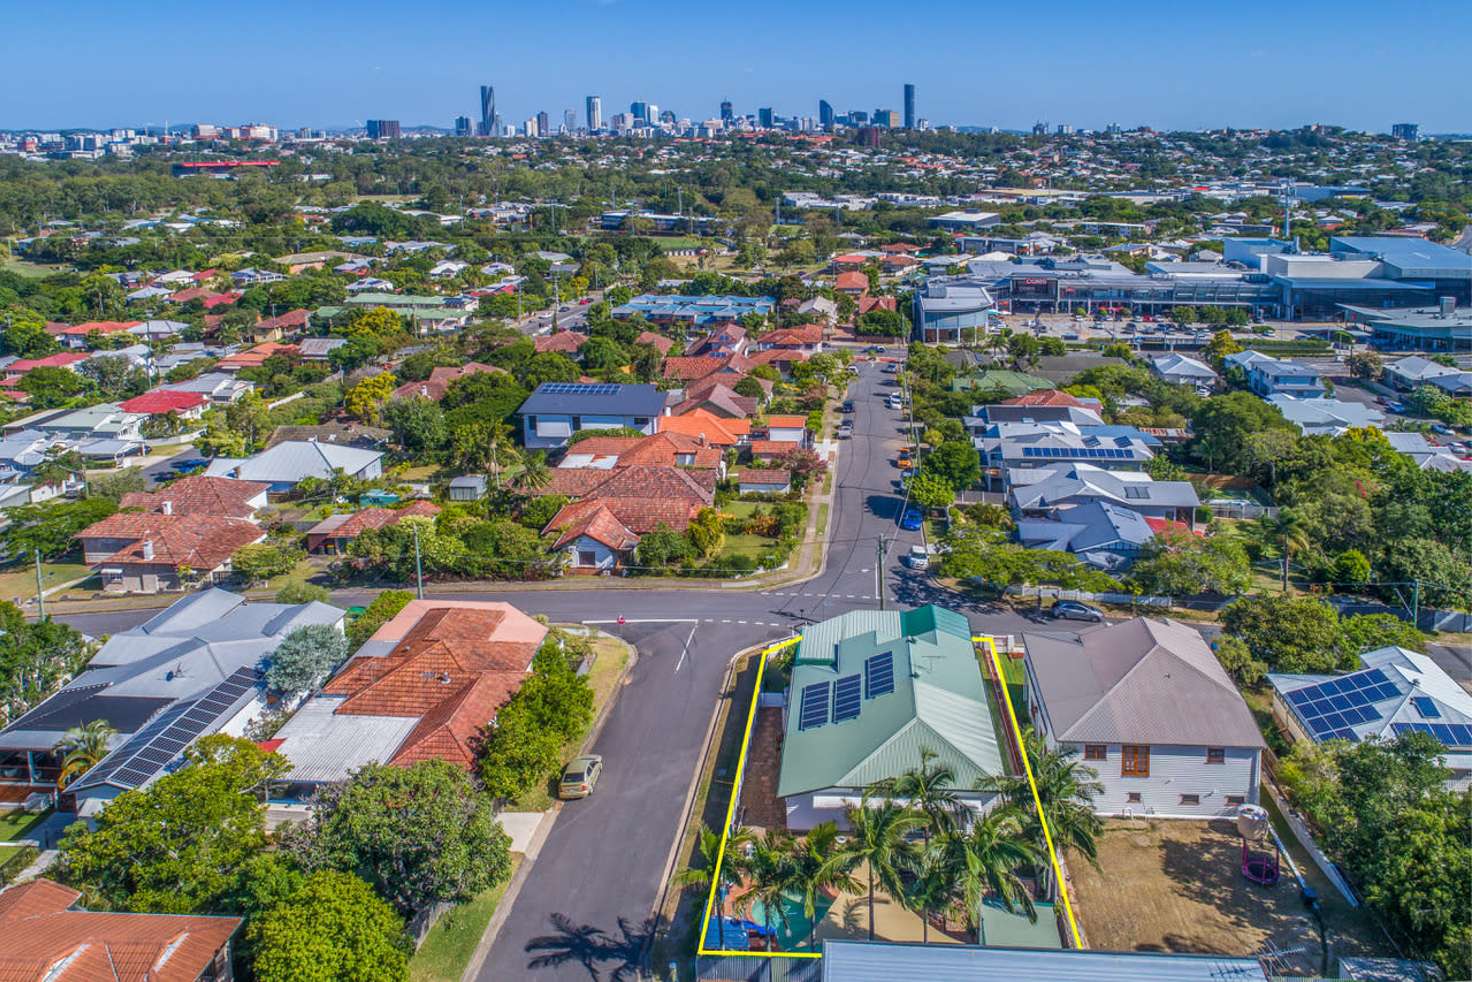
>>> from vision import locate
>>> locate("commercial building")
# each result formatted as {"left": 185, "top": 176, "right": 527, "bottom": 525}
{"left": 818, "top": 99, "right": 834, "bottom": 130}
{"left": 1391, "top": 122, "right": 1420, "bottom": 141}
{"left": 1340, "top": 299, "right": 1472, "bottom": 352}
{"left": 479, "top": 84, "right": 495, "bottom": 136}
{"left": 902, "top": 83, "right": 915, "bottom": 129}
{"left": 365, "top": 119, "right": 400, "bottom": 139}
{"left": 611, "top": 293, "right": 775, "bottom": 325}
{"left": 586, "top": 95, "right": 602, "bottom": 131}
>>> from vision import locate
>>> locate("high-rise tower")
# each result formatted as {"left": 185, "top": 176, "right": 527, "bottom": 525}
{"left": 903, "top": 83, "right": 915, "bottom": 129}
{"left": 586, "top": 95, "right": 602, "bottom": 131}
{"left": 479, "top": 85, "right": 496, "bottom": 136}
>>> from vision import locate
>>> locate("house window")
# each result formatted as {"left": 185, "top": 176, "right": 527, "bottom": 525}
{"left": 1126, "top": 792, "right": 1142, "bottom": 803}
{"left": 1226, "top": 795, "right": 1246, "bottom": 806}
{"left": 1121, "top": 745, "right": 1150, "bottom": 778}
{"left": 1083, "top": 744, "right": 1107, "bottom": 761}
{"left": 634, "top": 417, "right": 650, "bottom": 427}
{"left": 577, "top": 550, "right": 598, "bottom": 567}
{"left": 1179, "top": 794, "right": 1201, "bottom": 806}
{"left": 1206, "top": 747, "right": 1226, "bottom": 765}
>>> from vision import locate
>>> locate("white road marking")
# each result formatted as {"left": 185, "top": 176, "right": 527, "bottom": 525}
{"left": 581, "top": 618, "right": 699, "bottom": 625}
{"left": 674, "top": 622, "right": 699, "bottom": 673}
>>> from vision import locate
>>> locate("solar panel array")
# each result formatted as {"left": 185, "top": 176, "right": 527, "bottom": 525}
{"left": 799, "top": 681, "right": 831, "bottom": 731}
{"left": 865, "top": 652, "right": 896, "bottom": 699}
{"left": 74, "top": 667, "right": 263, "bottom": 792}
{"left": 1019, "top": 446, "right": 1137, "bottom": 459}
{"left": 832, "top": 675, "right": 862, "bottom": 722}
{"left": 1391, "top": 722, "right": 1472, "bottom": 748}
{"left": 1412, "top": 696, "right": 1441, "bottom": 718}
{"left": 539, "top": 383, "right": 620, "bottom": 396}
{"left": 1286, "top": 668, "right": 1395, "bottom": 741}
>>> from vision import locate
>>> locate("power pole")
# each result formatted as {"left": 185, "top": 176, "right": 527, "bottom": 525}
{"left": 33, "top": 548, "right": 45, "bottom": 621}
{"left": 876, "top": 536, "right": 886, "bottom": 610}
{"left": 412, "top": 524, "right": 425, "bottom": 600}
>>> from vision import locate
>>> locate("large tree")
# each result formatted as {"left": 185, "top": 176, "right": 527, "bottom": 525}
{"left": 1221, "top": 594, "right": 1348, "bottom": 673}
{"left": 264, "top": 624, "right": 349, "bottom": 698}
{"left": 56, "top": 735, "right": 285, "bottom": 913}
{"left": 249, "top": 870, "right": 410, "bottom": 982}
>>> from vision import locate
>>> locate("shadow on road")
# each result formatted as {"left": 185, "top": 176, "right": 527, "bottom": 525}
{"left": 524, "top": 913, "right": 655, "bottom": 981}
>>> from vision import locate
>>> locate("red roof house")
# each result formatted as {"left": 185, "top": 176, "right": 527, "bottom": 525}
{"left": 118, "top": 390, "right": 210, "bottom": 417}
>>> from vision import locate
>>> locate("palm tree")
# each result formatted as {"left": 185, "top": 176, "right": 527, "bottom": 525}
{"left": 837, "top": 795, "right": 925, "bottom": 940}
{"left": 485, "top": 420, "right": 521, "bottom": 490}
{"left": 515, "top": 450, "right": 552, "bottom": 492}
{"left": 786, "top": 821, "right": 860, "bottom": 951}
{"left": 942, "top": 807, "right": 1040, "bottom": 940}
{"left": 899, "top": 840, "right": 956, "bottom": 944}
{"left": 732, "top": 830, "right": 798, "bottom": 946}
{"left": 1254, "top": 509, "right": 1310, "bottom": 591}
{"left": 872, "top": 747, "right": 965, "bottom": 845}
{"left": 54, "top": 720, "right": 116, "bottom": 789}
{"left": 672, "top": 824, "right": 754, "bottom": 950}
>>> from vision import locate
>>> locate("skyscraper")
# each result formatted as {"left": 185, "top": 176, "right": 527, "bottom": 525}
{"left": 758, "top": 107, "right": 774, "bottom": 129}
{"left": 903, "top": 83, "right": 915, "bottom": 129}
{"left": 720, "top": 100, "right": 733, "bottom": 123}
{"left": 366, "top": 119, "right": 400, "bottom": 140}
{"left": 563, "top": 109, "right": 577, "bottom": 134}
{"left": 586, "top": 95, "right": 602, "bottom": 131}
{"left": 818, "top": 100, "right": 834, "bottom": 131}
{"left": 1391, "top": 122, "right": 1419, "bottom": 141}
{"left": 479, "top": 85, "right": 495, "bottom": 136}
{"left": 453, "top": 116, "right": 471, "bottom": 137}
{"left": 630, "top": 101, "right": 648, "bottom": 124}
{"left": 536, "top": 111, "right": 550, "bottom": 138}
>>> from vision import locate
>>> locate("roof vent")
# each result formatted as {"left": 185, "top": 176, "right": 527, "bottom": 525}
{"left": 161, "top": 499, "right": 173, "bottom": 515}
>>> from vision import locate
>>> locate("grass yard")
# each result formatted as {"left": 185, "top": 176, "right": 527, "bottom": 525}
{"left": 0, "top": 562, "right": 89, "bottom": 604}
{"left": 721, "top": 501, "right": 763, "bottom": 521}
{"left": 509, "top": 631, "right": 631, "bottom": 812}
{"left": 717, "top": 533, "right": 773, "bottom": 561}
{"left": 409, "top": 855, "right": 523, "bottom": 982}
{"left": 0, "top": 809, "right": 49, "bottom": 842}
{"left": 1070, "top": 818, "right": 1391, "bottom": 977}
{"left": 0, "top": 257, "right": 69, "bottom": 278}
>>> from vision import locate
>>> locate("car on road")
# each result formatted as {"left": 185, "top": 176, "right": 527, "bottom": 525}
{"left": 558, "top": 754, "right": 604, "bottom": 800}
{"left": 169, "top": 457, "right": 208, "bottom": 472}
{"left": 865, "top": 345, "right": 885, "bottom": 354}
{"left": 1047, "top": 600, "right": 1105, "bottom": 622}
{"left": 903, "top": 545, "right": 932, "bottom": 570}
{"left": 836, "top": 422, "right": 853, "bottom": 439}
{"left": 579, "top": 297, "right": 591, "bottom": 305}
{"left": 841, "top": 400, "right": 855, "bottom": 413}
{"left": 899, "top": 507, "right": 923, "bottom": 531}
{"left": 883, "top": 363, "right": 898, "bottom": 373}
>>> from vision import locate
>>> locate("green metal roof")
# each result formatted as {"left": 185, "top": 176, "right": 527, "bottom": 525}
{"left": 950, "top": 370, "right": 1052, "bottom": 395}
{"left": 344, "top": 292, "right": 450, "bottom": 307}
{"left": 775, "top": 605, "right": 1003, "bottom": 799}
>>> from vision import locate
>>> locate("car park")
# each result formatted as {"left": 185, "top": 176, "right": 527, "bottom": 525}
{"left": 558, "top": 754, "right": 604, "bottom": 799}
{"left": 1047, "top": 600, "right": 1105, "bottom": 622}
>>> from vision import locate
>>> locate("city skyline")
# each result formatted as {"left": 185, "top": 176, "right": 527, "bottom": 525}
{"left": 1, "top": 0, "right": 1469, "bottom": 132}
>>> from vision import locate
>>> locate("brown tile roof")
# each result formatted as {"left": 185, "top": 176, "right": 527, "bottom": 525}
{"left": 835, "top": 271, "right": 870, "bottom": 291}
{"left": 748, "top": 439, "right": 803, "bottom": 458}
{"left": 390, "top": 362, "right": 501, "bottom": 402}
{"left": 548, "top": 501, "right": 639, "bottom": 550}
{"left": 308, "top": 500, "right": 439, "bottom": 544}
{"left": 79, "top": 513, "right": 264, "bottom": 570}
{"left": 759, "top": 324, "right": 823, "bottom": 347}
{"left": 323, "top": 606, "right": 544, "bottom": 769}
{"left": 533, "top": 331, "right": 588, "bottom": 354}
{"left": 859, "top": 294, "right": 898, "bottom": 315}
{"left": 616, "top": 432, "right": 724, "bottom": 469}
{"left": 256, "top": 308, "right": 309, "bottom": 332}
{"left": 545, "top": 493, "right": 703, "bottom": 539}
{"left": 120, "top": 475, "right": 270, "bottom": 520}
{"left": 635, "top": 331, "right": 675, "bottom": 355}
{"left": 737, "top": 468, "right": 791, "bottom": 485}
{"left": 742, "top": 349, "right": 809, "bottom": 370}
{"left": 0, "top": 878, "right": 239, "bottom": 982}
{"left": 661, "top": 355, "right": 734, "bottom": 381}
{"left": 765, "top": 415, "right": 809, "bottom": 429}
{"left": 1003, "top": 389, "right": 1089, "bottom": 408}
{"left": 658, "top": 410, "right": 747, "bottom": 446}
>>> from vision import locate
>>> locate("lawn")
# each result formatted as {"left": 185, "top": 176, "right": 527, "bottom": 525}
{"left": 0, "top": 257, "right": 69, "bottom": 278}
{"left": 0, "top": 809, "right": 49, "bottom": 842}
{"left": 0, "top": 562, "right": 89, "bottom": 604}
{"left": 720, "top": 501, "right": 763, "bottom": 521}
{"left": 508, "top": 632, "right": 631, "bottom": 812}
{"left": 409, "top": 855, "right": 522, "bottom": 982}
{"left": 717, "top": 534, "right": 773, "bottom": 561}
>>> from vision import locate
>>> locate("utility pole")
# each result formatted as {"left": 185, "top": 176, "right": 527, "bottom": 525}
{"left": 876, "top": 536, "right": 886, "bottom": 610}
{"left": 412, "top": 524, "right": 425, "bottom": 600}
{"left": 33, "top": 548, "right": 45, "bottom": 621}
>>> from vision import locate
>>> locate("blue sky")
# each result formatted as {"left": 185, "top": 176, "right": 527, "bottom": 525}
{"left": 3, "top": 0, "right": 1468, "bottom": 132}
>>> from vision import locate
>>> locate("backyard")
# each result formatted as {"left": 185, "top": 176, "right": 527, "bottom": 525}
{"left": 1069, "top": 817, "right": 1392, "bottom": 977}
{"left": 0, "top": 808, "right": 49, "bottom": 842}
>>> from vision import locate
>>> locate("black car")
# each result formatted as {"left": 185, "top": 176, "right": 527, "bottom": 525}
{"left": 841, "top": 401, "right": 855, "bottom": 413}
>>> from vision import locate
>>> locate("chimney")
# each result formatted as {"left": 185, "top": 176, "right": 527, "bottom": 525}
{"left": 142, "top": 539, "right": 154, "bottom": 560}
{"left": 161, "top": 499, "right": 173, "bottom": 515}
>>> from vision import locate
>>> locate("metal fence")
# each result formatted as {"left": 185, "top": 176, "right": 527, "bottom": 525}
{"left": 697, "top": 955, "right": 823, "bottom": 982}
{"left": 1204, "top": 499, "right": 1279, "bottom": 520}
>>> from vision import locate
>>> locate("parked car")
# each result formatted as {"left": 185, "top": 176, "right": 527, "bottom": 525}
{"left": 866, "top": 345, "right": 885, "bottom": 354}
{"left": 169, "top": 457, "right": 209, "bottom": 472}
{"left": 899, "top": 507, "right": 923, "bottom": 531}
{"left": 903, "top": 545, "right": 931, "bottom": 570}
{"left": 1047, "top": 600, "right": 1105, "bottom": 622}
{"left": 836, "top": 423, "right": 853, "bottom": 439}
{"left": 558, "top": 754, "right": 604, "bottom": 800}
{"left": 841, "top": 400, "right": 855, "bottom": 413}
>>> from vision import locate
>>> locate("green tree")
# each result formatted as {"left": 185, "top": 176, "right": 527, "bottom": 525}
{"left": 0, "top": 602, "right": 92, "bottom": 727}
{"left": 1376, "top": 536, "right": 1472, "bottom": 610}
{"left": 275, "top": 580, "right": 332, "bottom": 605}
{"left": 941, "top": 806, "right": 1041, "bottom": 937}
{"left": 837, "top": 797, "right": 925, "bottom": 940}
{"left": 1337, "top": 614, "right": 1426, "bottom": 662}
{"left": 1189, "top": 391, "right": 1294, "bottom": 474}
{"left": 264, "top": 624, "right": 349, "bottom": 698}
{"left": 282, "top": 760, "right": 512, "bottom": 916}
{"left": 786, "top": 821, "right": 860, "bottom": 950}
{"left": 922, "top": 440, "right": 981, "bottom": 490}
{"left": 17, "top": 365, "right": 91, "bottom": 408}
{"left": 476, "top": 698, "right": 564, "bottom": 799}
{"left": 1253, "top": 509, "right": 1311, "bottom": 591}
{"left": 1221, "top": 594, "right": 1347, "bottom": 673}
{"left": 671, "top": 824, "right": 755, "bottom": 950}
{"left": 382, "top": 397, "right": 447, "bottom": 455}
{"left": 345, "top": 372, "right": 397, "bottom": 425}
{"left": 345, "top": 589, "right": 415, "bottom": 652}
{"left": 56, "top": 735, "right": 285, "bottom": 913}
{"left": 1213, "top": 635, "right": 1267, "bottom": 686}
{"left": 249, "top": 870, "right": 410, "bottom": 982}
{"left": 873, "top": 747, "right": 965, "bottom": 844}
{"left": 53, "top": 719, "right": 116, "bottom": 790}
{"left": 0, "top": 496, "right": 116, "bottom": 560}
{"left": 1203, "top": 329, "right": 1242, "bottom": 364}
{"left": 232, "top": 542, "right": 301, "bottom": 585}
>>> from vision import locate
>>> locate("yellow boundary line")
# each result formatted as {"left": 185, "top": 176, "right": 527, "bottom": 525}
{"left": 694, "top": 632, "right": 1083, "bottom": 958}
{"left": 976, "top": 634, "right": 1083, "bottom": 948}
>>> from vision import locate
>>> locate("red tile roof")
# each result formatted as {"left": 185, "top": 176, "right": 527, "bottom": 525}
{"left": 216, "top": 342, "right": 299, "bottom": 370}
{"left": 662, "top": 355, "right": 734, "bottom": 381}
{"left": 391, "top": 362, "right": 501, "bottom": 402}
{"left": 256, "top": 308, "right": 309, "bottom": 332}
{"left": 548, "top": 501, "right": 639, "bottom": 551}
{"left": 118, "top": 390, "right": 209, "bottom": 415}
{"left": 534, "top": 331, "right": 588, "bottom": 354}
{"left": 748, "top": 439, "right": 804, "bottom": 458}
{"left": 635, "top": 331, "right": 675, "bottom": 355}
{"left": 835, "top": 271, "right": 870, "bottom": 291}
{"left": 736, "top": 468, "right": 791, "bottom": 485}
{"left": 659, "top": 410, "right": 748, "bottom": 446}
{"left": 5, "top": 352, "right": 90, "bottom": 374}
{"left": 200, "top": 291, "right": 242, "bottom": 310}
{"left": 859, "top": 294, "right": 898, "bottom": 315}
{"left": 167, "top": 286, "right": 211, "bottom": 303}
{"left": 759, "top": 324, "right": 824, "bottom": 347}
{"left": 79, "top": 513, "right": 264, "bottom": 570}
{"left": 0, "top": 879, "right": 240, "bottom": 982}
{"left": 765, "top": 415, "right": 809, "bottom": 429}
{"left": 119, "top": 475, "right": 269, "bottom": 519}
{"left": 1002, "top": 390, "right": 1089, "bottom": 408}
{"left": 57, "top": 320, "right": 140, "bottom": 336}
{"left": 308, "top": 500, "right": 440, "bottom": 546}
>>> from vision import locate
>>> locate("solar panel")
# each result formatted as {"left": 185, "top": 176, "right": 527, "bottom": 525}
{"left": 1412, "top": 696, "right": 1441, "bottom": 718}
{"left": 1448, "top": 724, "right": 1472, "bottom": 747}
{"left": 865, "top": 652, "right": 895, "bottom": 699}
{"left": 1289, "top": 689, "right": 1313, "bottom": 707}
{"left": 799, "top": 682, "right": 831, "bottom": 731}
{"left": 832, "top": 675, "right": 862, "bottom": 723}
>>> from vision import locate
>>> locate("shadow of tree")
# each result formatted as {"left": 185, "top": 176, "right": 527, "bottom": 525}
{"left": 524, "top": 913, "right": 656, "bottom": 981}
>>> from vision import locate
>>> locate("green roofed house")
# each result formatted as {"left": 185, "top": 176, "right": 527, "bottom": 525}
{"left": 776, "top": 605, "right": 1005, "bottom": 831}
{"left": 950, "top": 369, "right": 1053, "bottom": 397}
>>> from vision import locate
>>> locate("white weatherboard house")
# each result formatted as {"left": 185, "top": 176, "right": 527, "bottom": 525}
{"left": 1022, "top": 617, "right": 1264, "bottom": 818}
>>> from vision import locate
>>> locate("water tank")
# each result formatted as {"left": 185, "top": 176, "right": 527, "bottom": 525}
{"left": 1236, "top": 803, "right": 1270, "bottom": 842}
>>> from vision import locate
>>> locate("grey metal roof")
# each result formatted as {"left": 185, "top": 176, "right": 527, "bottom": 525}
{"left": 203, "top": 440, "right": 382, "bottom": 483}
{"left": 517, "top": 382, "right": 669, "bottom": 418}
{"left": 1008, "top": 464, "right": 1199, "bottom": 511}
{"left": 821, "top": 941, "right": 1268, "bottom": 982}
{"left": 1023, "top": 618, "right": 1265, "bottom": 747}
{"left": 272, "top": 696, "right": 419, "bottom": 784}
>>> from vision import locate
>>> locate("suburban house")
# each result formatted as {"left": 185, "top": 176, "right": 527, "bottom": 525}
{"left": 542, "top": 465, "right": 716, "bottom": 572}
{"left": 776, "top": 606, "right": 1003, "bottom": 831}
{"left": 305, "top": 500, "right": 440, "bottom": 554}
{"left": 0, "top": 879, "right": 241, "bottom": 981}
{"left": 755, "top": 323, "right": 824, "bottom": 354}
{"left": 0, "top": 589, "right": 342, "bottom": 809}
{"left": 670, "top": 378, "right": 761, "bottom": 419}
{"left": 686, "top": 323, "right": 747, "bottom": 358}
{"left": 160, "top": 371, "right": 253, "bottom": 405}
{"left": 764, "top": 415, "right": 812, "bottom": 447}
{"left": 736, "top": 467, "right": 793, "bottom": 495}
{"left": 556, "top": 432, "right": 725, "bottom": 477}
{"left": 1149, "top": 353, "right": 1219, "bottom": 392}
{"left": 273, "top": 601, "right": 546, "bottom": 794}
{"left": 1269, "top": 645, "right": 1472, "bottom": 790}
{"left": 659, "top": 409, "right": 750, "bottom": 447}
{"left": 390, "top": 362, "right": 501, "bottom": 402}
{"left": 1008, "top": 463, "right": 1201, "bottom": 527}
{"left": 534, "top": 332, "right": 588, "bottom": 356}
{"left": 1243, "top": 355, "right": 1325, "bottom": 398}
{"left": 264, "top": 422, "right": 388, "bottom": 450}
{"left": 982, "top": 423, "right": 1156, "bottom": 484}
{"left": 517, "top": 382, "right": 670, "bottom": 450}
{"left": 819, "top": 941, "right": 1269, "bottom": 982}
{"left": 1015, "top": 499, "right": 1162, "bottom": 570}
{"left": 203, "top": 440, "right": 384, "bottom": 494}
{"left": 117, "top": 389, "right": 210, "bottom": 422}
{"left": 1021, "top": 617, "right": 1265, "bottom": 818}
{"left": 662, "top": 355, "right": 742, "bottom": 384}
{"left": 834, "top": 271, "right": 869, "bottom": 297}
{"left": 77, "top": 512, "right": 266, "bottom": 593}
{"left": 119, "top": 474, "right": 269, "bottom": 520}
{"left": 1267, "top": 394, "right": 1385, "bottom": 436}
{"left": 1382, "top": 355, "right": 1470, "bottom": 393}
